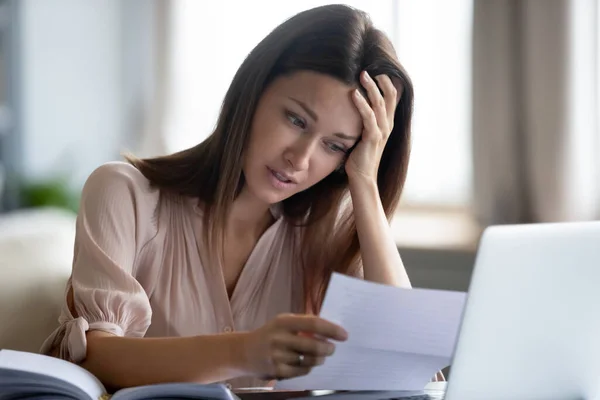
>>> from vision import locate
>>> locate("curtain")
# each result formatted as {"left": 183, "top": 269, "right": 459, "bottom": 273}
{"left": 472, "top": 0, "right": 600, "bottom": 225}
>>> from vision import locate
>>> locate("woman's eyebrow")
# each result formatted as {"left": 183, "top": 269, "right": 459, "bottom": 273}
{"left": 288, "top": 97, "right": 359, "bottom": 140}
{"left": 334, "top": 132, "right": 359, "bottom": 141}
{"left": 288, "top": 97, "right": 319, "bottom": 122}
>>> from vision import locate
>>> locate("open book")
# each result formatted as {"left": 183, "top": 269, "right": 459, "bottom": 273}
{"left": 0, "top": 349, "right": 240, "bottom": 400}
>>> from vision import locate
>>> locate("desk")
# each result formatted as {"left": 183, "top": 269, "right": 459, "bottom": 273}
{"left": 236, "top": 383, "right": 447, "bottom": 400}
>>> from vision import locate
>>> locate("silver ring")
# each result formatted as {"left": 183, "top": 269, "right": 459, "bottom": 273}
{"left": 298, "top": 354, "right": 305, "bottom": 365}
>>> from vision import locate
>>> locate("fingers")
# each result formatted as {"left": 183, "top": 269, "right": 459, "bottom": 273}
{"left": 272, "top": 363, "right": 313, "bottom": 380}
{"left": 356, "top": 71, "right": 399, "bottom": 138}
{"left": 284, "top": 333, "right": 335, "bottom": 357}
{"left": 374, "top": 74, "right": 398, "bottom": 130}
{"left": 269, "top": 344, "right": 326, "bottom": 381}
{"left": 272, "top": 348, "right": 326, "bottom": 368}
{"left": 353, "top": 89, "right": 379, "bottom": 142}
{"left": 275, "top": 314, "right": 348, "bottom": 341}
{"left": 360, "top": 71, "right": 387, "bottom": 133}
{"left": 263, "top": 314, "right": 348, "bottom": 381}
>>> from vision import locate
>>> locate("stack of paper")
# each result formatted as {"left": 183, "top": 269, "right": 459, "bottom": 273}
{"left": 276, "top": 273, "right": 467, "bottom": 391}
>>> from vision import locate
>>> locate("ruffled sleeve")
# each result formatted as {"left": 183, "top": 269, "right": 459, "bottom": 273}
{"left": 40, "top": 162, "right": 158, "bottom": 363}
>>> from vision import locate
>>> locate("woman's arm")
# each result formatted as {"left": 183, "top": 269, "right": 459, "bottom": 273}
{"left": 345, "top": 71, "right": 411, "bottom": 288}
{"left": 81, "top": 331, "right": 250, "bottom": 391}
{"left": 348, "top": 177, "right": 411, "bottom": 288}
{"left": 78, "top": 313, "right": 347, "bottom": 391}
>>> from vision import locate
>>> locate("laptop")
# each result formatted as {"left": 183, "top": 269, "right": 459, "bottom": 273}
{"left": 443, "top": 220, "right": 600, "bottom": 400}
{"left": 243, "top": 221, "right": 599, "bottom": 400}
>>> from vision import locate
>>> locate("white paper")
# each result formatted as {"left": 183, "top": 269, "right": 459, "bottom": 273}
{"left": 276, "top": 273, "right": 467, "bottom": 391}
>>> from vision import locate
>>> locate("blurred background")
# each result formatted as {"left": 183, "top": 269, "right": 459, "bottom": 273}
{"left": 0, "top": 0, "right": 599, "bottom": 293}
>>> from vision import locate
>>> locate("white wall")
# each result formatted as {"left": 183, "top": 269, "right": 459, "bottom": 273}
{"left": 18, "top": 0, "right": 123, "bottom": 185}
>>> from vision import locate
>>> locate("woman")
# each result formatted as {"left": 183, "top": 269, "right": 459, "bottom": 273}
{"left": 41, "top": 3, "right": 416, "bottom": 391}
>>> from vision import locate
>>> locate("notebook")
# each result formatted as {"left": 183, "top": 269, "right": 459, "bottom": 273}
{"left": 0, "top": 349, "right": 239, "bottom": 400}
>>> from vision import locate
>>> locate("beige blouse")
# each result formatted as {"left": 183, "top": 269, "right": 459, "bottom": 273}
{"left": 40, "top": 161, "right": 306, "bottom": 388}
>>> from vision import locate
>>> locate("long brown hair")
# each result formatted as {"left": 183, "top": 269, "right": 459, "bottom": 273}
{"left": 127, "top": 4, "right": 413, "bottom": 313}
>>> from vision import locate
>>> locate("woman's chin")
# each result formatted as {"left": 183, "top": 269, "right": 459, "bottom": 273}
{"left": 246, "top": 186, "right": 290, "bottom": 207}
{"left": 261, "top": 191, "right": 291, "bottom": 205}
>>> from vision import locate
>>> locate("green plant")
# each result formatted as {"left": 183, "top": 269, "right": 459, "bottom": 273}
{"left": 19, "top": 177, "right": 80, "bottom": 213}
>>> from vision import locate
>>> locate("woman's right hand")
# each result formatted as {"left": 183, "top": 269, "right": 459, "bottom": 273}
{"left": 242, "top": 313, "right": 348, "bottom": 380}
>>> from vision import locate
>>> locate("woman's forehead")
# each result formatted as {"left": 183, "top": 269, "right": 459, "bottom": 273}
{"left": 271, "top": 71, "right": 353, "bottom": 97}
{"left": 267, "top": 71, "right": 362, "bottom": 132}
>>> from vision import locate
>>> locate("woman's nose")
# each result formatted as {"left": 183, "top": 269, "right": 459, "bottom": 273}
{"left": 284, "top": 137, "right": 316, "bottom": 171}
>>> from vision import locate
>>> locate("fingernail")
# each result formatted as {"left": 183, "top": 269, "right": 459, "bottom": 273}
{"left": 354, "top": 89, "right": 361, "bottom": 98}
{"left": 362, "top": 71, "right": 370, "bottom": 81}
{"left": 340, "top": 329, "right": 349, "bottom": 340}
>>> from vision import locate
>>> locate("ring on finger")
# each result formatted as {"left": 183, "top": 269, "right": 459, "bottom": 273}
{"left": 297, "top": 353, "right": 305, "bottom": 366}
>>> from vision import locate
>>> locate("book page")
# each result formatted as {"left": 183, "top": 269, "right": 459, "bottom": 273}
{"left": 0, "top": 349, "right": 105, "bottom": 399}
{"left": 276, "top": 273, "right": 467, "bottom": 391}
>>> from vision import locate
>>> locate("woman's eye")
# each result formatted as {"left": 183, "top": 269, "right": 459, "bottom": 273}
{"left": 286, "top": 112, "right": 306, "bottom": 129}
{"left": 327, "top": 143, "right": 347, "bottom": 153}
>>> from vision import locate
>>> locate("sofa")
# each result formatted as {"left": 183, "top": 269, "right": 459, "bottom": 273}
{"left": 0, "top": 207, "right": 76, "bottom": 353}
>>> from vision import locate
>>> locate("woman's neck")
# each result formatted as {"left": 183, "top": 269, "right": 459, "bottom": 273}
{"left": 228, "top": 188, "right": 275, "bottom": 237}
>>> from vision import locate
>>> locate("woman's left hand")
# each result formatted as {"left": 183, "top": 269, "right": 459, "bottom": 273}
{"left": 346, "top": 71, "right": 400, "bottom": 183}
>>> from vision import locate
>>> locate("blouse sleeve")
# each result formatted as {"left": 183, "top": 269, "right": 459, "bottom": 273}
{"left": 40, "top": 162, "right": 158, "bottom": 363}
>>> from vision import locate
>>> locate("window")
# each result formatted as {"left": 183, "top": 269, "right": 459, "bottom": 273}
{"left": 395, "top": 0, "right": 473, "bottom": 208}
{"left": 165, "top": 0, "right": 473, "bottom": 209}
